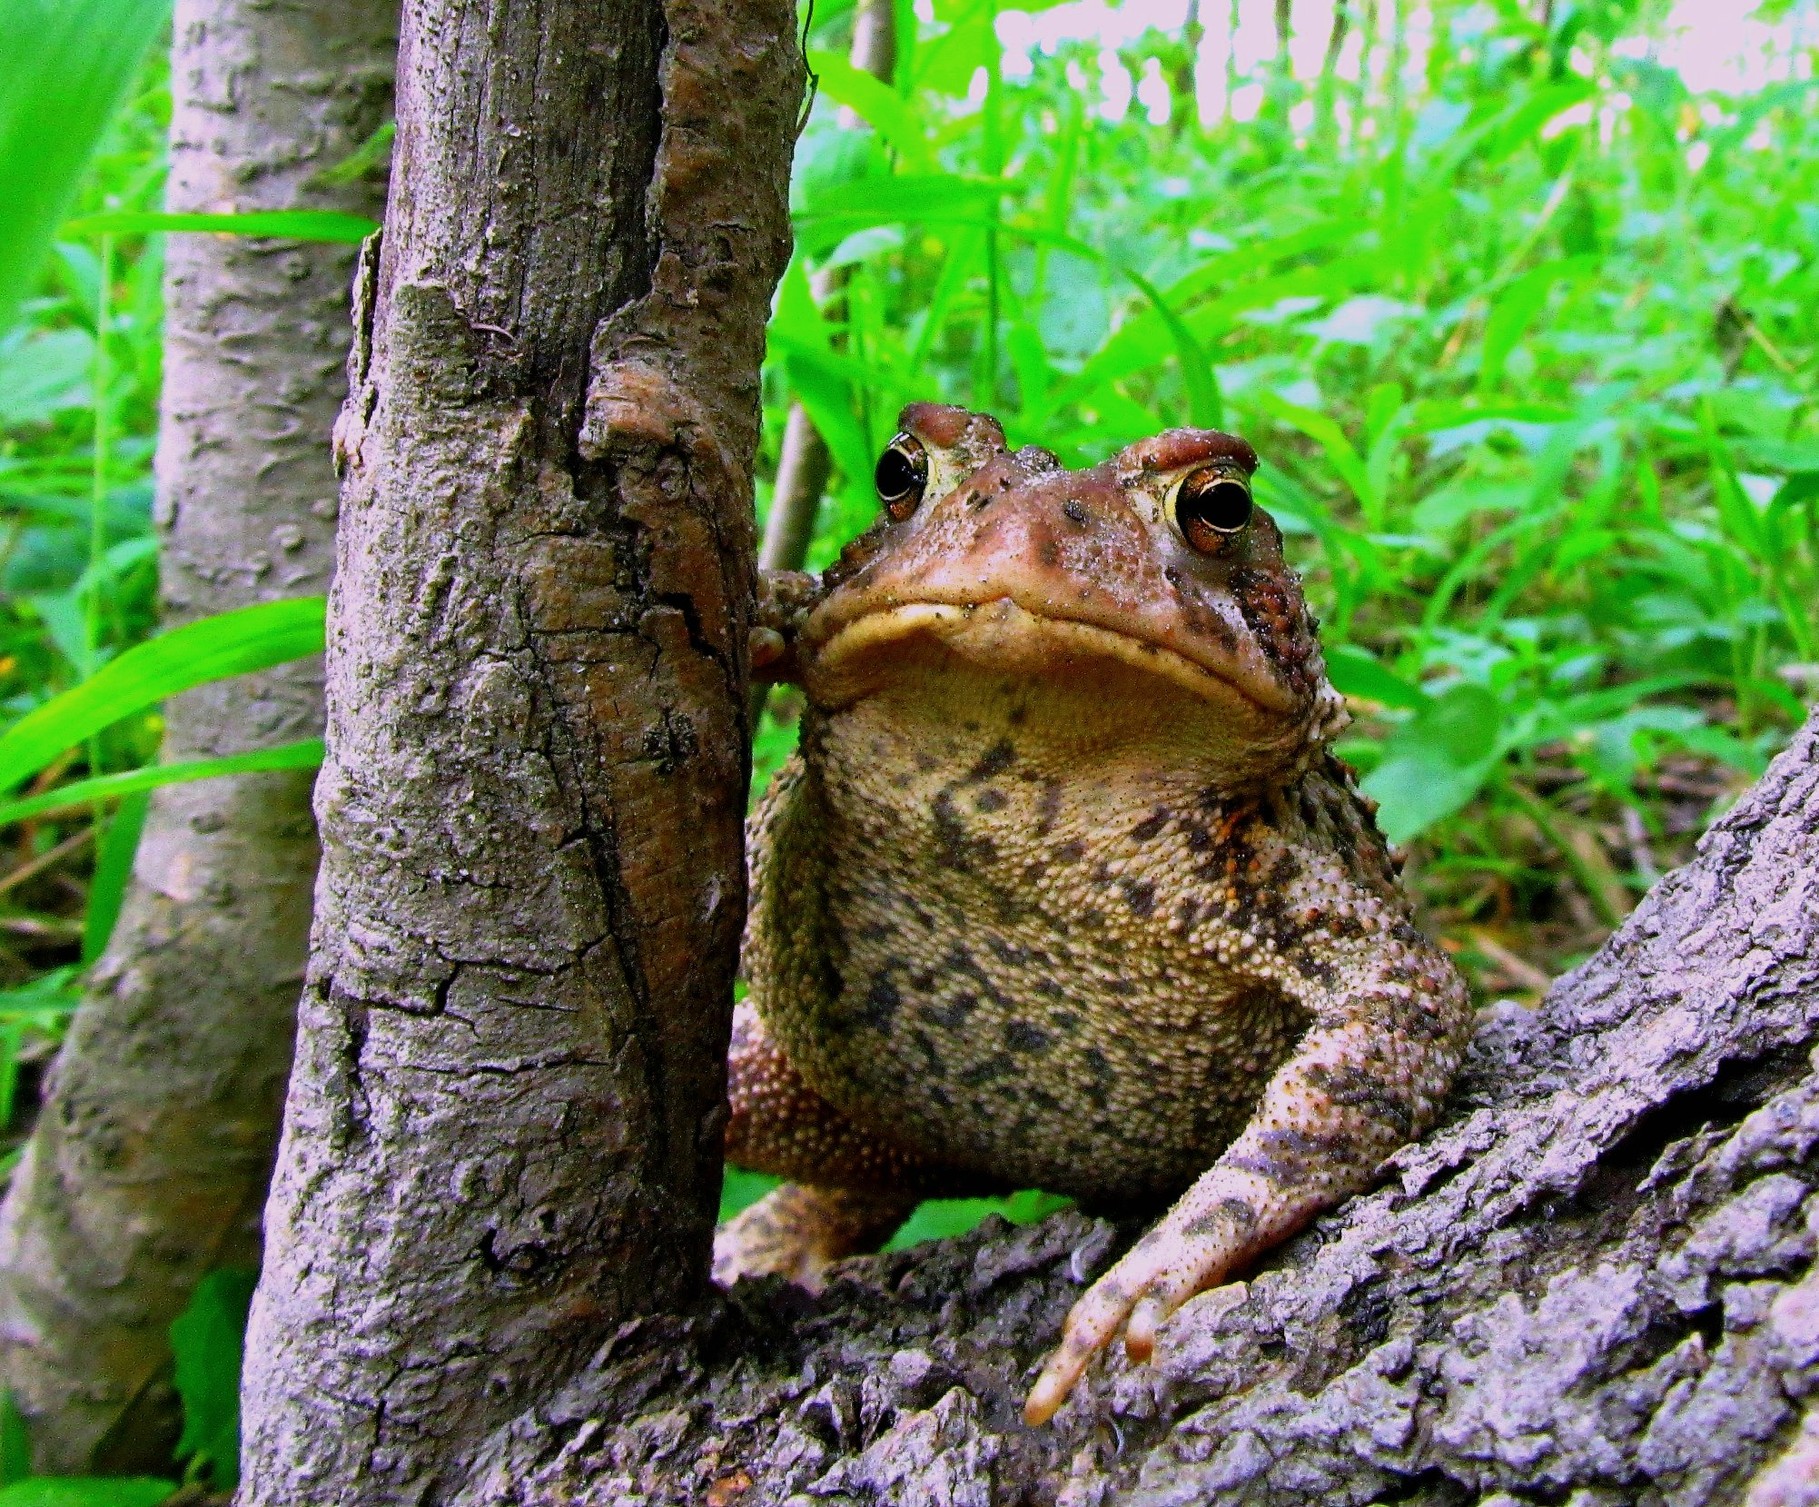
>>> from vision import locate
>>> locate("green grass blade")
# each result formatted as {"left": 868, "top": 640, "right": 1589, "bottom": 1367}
{"left": 0, "top": 1479, "right": 177, "bottom": 1506}
{"left": 0, "top": 0, "right": 168, "bottom": 332}
{"left": 1325, "top": 644, "right": 1429, "bottom": 710}
{"left": 1480, "top": 256, "right": 1595, "bottom": 391}
{"left": 170, "top": 1268, "right": 259, "bottom": 1492}
{"left": 1122, "top": 265, "right": 1222, "bottom": 429}
{"left": 60, "top": 209, "right": 379, "bottom": 243}
{"left": 0, "top": 1392, "right": 28, "bottom": 1486}
{"left": 1256, "top": 394, "right": 1377, "bottom": 518}
{"left": 0, "top": 597, "right": 327, "bottom": 796}
{"left": 807, "top": 49, "right": 931, "bottom": 168}
{"left": 793, "top": 173, "right": 1001, "bottom": 254}
{"left": 308, "top": 121, "right": 395, "bottom": 188}
{"left": 0, "top": 740, "right": 324, "bottom": 828}
{"left": 82, "top": 790, "right": 147, "bottom": 964}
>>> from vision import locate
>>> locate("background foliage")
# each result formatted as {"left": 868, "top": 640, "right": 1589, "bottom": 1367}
{"left": 0, "top": 0, "right": 1816, "bottom": 1495}
{"left": 756, "top": 0, "right": 1816, "bottom": 993}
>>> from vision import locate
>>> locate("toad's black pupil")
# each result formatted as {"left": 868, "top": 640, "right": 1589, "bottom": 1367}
{"left": 876, "top": 444, "right": 925, "bottom": 503}
{"left": 1180, "top": 475, "right": 1252, "bottom": 533}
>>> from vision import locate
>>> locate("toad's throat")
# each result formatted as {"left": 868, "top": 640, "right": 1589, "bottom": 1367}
{"left": 807, "top": 598, "right": 1290, "bottom": 716}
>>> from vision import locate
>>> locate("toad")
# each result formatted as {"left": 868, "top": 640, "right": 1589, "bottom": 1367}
{"left": 719, "top": 404, "right": 1471, "bottom": 1425}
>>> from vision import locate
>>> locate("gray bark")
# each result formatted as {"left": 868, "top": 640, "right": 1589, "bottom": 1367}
{"left": 234, "top": 0, "right": 803, "bottom": 1501}
{"left": 455, "top": 707, "right": 1819, "bottom": 1506}
{"left": 0, "top": 0, "right": 392, "bottom": 1475}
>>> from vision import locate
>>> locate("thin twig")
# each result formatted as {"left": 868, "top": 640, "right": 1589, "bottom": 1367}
{"left": 0, "top": 826, "right": 95, "bottom": 897}
{"left": 1468, "top": 928, "right": 1553, "bottom": 995}
{"left": 1620, "top": 805, "right": 1661, "bottom": 886}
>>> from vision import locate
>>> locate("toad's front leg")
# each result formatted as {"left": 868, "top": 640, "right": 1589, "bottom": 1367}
{"left": 1023, "top": 904, "right": 1471, "bottom": 1426}
{"left": 749, "top": 568, "right": 823, "bottom": 685}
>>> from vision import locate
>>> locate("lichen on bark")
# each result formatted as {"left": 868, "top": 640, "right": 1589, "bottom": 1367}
{"left": 457, "top": 708, "right": 1819, "bottom": 1506}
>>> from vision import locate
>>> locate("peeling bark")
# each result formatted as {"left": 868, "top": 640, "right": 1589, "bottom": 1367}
{"left": 234, "top": 1, "right": 803, "bottom": 1502}
{"left": 456, "top": 708, "right": 1819, "bottom": 1505}
{"left": 0, "top": 0, "right": 392, "bottom": 1475}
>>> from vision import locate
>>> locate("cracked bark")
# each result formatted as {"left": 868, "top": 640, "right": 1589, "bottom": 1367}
{"left": 234, "top": 1, "right": 802, "bottom": 1502}
{"left": 454, "top": 708, "right": 1819, "bottom": 1506}
{"left": 0, "top": 0, "right": 392, "bottom": 1476}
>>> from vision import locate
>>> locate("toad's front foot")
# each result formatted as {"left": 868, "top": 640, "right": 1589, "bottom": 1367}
{"left": 1024, "top": 1167, "right": 1308, "bottom": 1425}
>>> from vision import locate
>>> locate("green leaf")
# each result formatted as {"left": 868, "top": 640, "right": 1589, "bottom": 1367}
{"left": 60, "top": 210, "right": 379, "bottom": 244}
{"left": 1410, "top": 480, "right": 1530, "bottom": 535}
{"left": 308, "top": 120, "right": 395, "bottom": 188}
{"left": 0, "top": 0, "right": 168, "bottom": 332}
{"left": 718, "top": 1165, "right": 783, "bottom": 1222}
{"left": 807, "top": 50, "right": 930, "bottom": 168}
{"left": 914, "top": 1, "right": 996, "bottom": 94}
{"left": 1, "top": 1394, "right": 28, "bottom": 1486}
{"left": 1037, "top": 263, "right": 1348, "bottom": 422}
{"left": 883, "top": 1189, "right": 1073, "bottom": 1251}
{"left": 1257, "top": 394, "right": 1377, "bottom": 518}
{"left": 793, "top": 173, "right": 1001, "bottom": 253}
{"left": 1734, "top": 437, "right": 1819, "bottom": 475}
{"left": 0, "top": 1483, "right": 174, "bottom": 1507}
{"left": 80, "top": 791, "right": 147, "bottom": 965}
{"left": 1122, "top": 265, "right": 1222, "bottom": 429}
{"left": 0, "top": 328, "right": 95, "bottom": 425}
{"left": 767, "top": 258, "right": 881, "bottom": 510}
{"left": 169, "top": 1267, "right": 259, "bottom": 1493}
{"left": 0, "top": 740, "right": 324, "bottom": 829}
{"left": 0, "top": 970, "right": 81, "bottom": 1131}
{"left": 1480, "top": 256, "right": 1595, "bottom": 390}
{"left": 1361, "top": 684, "right": 1504, "bottom": 843}
{"left": 1325, "top": 645, "right": 1430, "bottom": 710}
{"left": 0, "top": 598, "right": 327, "bottom": 796}
{"left": 1437, "top": 80, "right": 1595, "bottom": 179}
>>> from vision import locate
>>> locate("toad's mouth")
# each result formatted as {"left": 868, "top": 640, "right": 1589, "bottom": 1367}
{"left": 806, "top": 598, "right": 1296, "bottom": 718}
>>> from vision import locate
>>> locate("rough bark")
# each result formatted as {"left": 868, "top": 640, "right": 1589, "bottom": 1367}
{"left": 0, "top": 0, "right": 392, "bottom": 1475}
{"left": 456, "top": 707, "right": 1819, "bottom": 1506}
{"left": 234, "top": 1, "right": 802, "bottom": 1502}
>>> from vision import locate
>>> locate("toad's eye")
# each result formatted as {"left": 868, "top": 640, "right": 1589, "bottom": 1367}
{"left": 1171, "top": 467, "right": 1252, "bottom": 551}
{"left": 875, "top": 434, "right": 929, "bottom": 521}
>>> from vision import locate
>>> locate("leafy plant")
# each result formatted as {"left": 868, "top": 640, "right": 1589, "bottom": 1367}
{"left": 0, "top": 1480, "right": 174, "bottom": 1506}
{"left": 0, "top": 596, "right": 326, "bottom": 795}
{"left": 752, "top": 0, "right": 1814, "bottom": 993}
{"left": 0, "top": 0, "right": 169, "bottom": 331}
{"left": 168, "top": 1267, "right": 258, "bottom": 1493}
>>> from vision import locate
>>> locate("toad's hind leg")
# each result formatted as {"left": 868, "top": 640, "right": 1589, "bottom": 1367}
{"left": 713, "top": 999, "right": 930, "bottom": 1288}
{"left": 714, "top": 1184, "right": 916, "bottom": 1290}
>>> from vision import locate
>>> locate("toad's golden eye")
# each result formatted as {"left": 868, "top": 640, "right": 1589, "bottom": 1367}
{"left": 1172, "top": 467, "right": 1252, "bottom": 551}
{"left": 875, "top": 434, "right": 929, "bottom": 520}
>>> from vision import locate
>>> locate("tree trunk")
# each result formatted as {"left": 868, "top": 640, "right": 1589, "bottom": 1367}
{"left": 0, "top": 0, "right": 392, "bottom": 1476}
{"left": 234, "top": 0, "right": 802, "bottom": 1501}
{"left": 454, "top": 708, "right": 1819, "bottom": 1505}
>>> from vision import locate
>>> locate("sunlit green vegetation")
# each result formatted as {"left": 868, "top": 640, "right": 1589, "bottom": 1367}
{"left": 757, "top": 0, "right": 1819, "bottom": 1007}
{"left": 2, "top": 20, "right": 171, "bottom": 1191}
